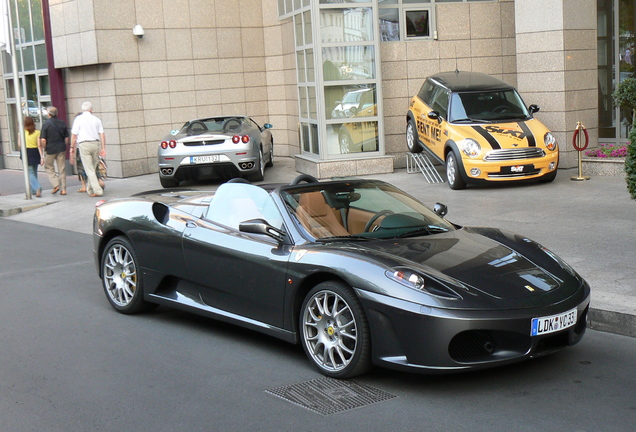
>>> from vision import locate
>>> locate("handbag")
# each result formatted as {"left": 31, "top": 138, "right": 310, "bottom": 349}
{"left": 97, "top": 156, "right": 107, "bottom": 179}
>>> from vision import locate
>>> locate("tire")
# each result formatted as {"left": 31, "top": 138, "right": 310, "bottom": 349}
{"left": 101, "top": 236, "right": 156, "bottom": 314}
{"left": 445, "top": 151, "right": 467, "bottom": 190}
{"left": 265, "top": 142, "right": 274, "bottom": 168}
{"left": 406, "top": 118, "right": 423, "bottom": 153}
{"left": 300, "top": 281, "right": 372, "bottom": 378}
{"left": 160, "top": 176, "right": 179, "bottom": 188}
{"left": 338, "top": 130, "right": 352, "bottom": 154}
{"left": 247, "top": 149, "right": 264, "bottom": 182}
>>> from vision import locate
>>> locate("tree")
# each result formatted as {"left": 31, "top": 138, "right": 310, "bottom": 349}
{"left": 612, "top": 77, "right": 636, "bottom": 199}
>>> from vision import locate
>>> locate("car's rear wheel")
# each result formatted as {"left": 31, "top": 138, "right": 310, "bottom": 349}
{"left": 406, "top": 118, "right": 422, "bottom": 153}
{"left": 300, "top": 281, "right": 372, "bottom": 378}
{"left": 445, "top": 151, "right": 467, "bottom": 190}
{"left": 266, "top": 142, "right": 274, "bottom": 167}
{"left": 101, "top": 236, "right": 156, "bottom": 314}
{"left": 247, "top": 149, "right": 264, "bottom": 182}
{"left": 159, "top": 176, "right": 179, "bottom": 188}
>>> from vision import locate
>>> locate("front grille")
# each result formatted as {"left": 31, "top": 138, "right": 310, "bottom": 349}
{"left": 484, "top": 148, "right": 545, "bottom": 161}
{"left": 488, "top": 169, "right": 541, "bottom": 178}
{"left": 182, "top": 139, "right": 226, "bottom": 147}
{"left": 449, "top": 330, "right": 531, "bottom": 363}
{"left": 449, "top": 331, "right": 497, "bottom": 362}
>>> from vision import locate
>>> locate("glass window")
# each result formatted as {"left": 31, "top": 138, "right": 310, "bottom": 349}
{"left": 303, "top": 11, "right": 312, "bottom": 45}
{"left": 326, "top": 84, "right": 376, "bottom": 120}
{"left": 405, "top": 10, "right": 429, "bottom": 38}
{"left": 379, "top": 8, "right": 399, "bottom": 41}
{"left": 322, "top": 45, "right": 375, "bottom": 81}
{"left": 296, "top": 50, "right": 306, "bottom": 82}
{"left": 320, "top": 8, "right": 374, "bottom": 43}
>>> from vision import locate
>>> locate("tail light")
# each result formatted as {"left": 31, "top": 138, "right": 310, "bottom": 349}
{"left": 232, "top": 135, "right": 250, "bottom": 144}
{"left": 160, "top": 140, "right": 178, "bottom": 149}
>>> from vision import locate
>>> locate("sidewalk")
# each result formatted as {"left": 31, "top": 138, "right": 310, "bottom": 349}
{"left": 1, "top": 157, "right": 634, "bottom": 338}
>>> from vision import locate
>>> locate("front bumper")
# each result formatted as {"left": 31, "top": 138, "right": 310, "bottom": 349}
{"left": 460, "top": 151, "right": 559, "bottom": 182}
{"left": 356, "top": 286, "right": 590, "bottom": 373}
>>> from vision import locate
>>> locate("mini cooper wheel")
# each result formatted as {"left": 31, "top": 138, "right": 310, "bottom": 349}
{"left": 406, "top": 119, "right": 422, "bottom": 153}
{"left": 300, "top": 281, "right": 372, "bottom": 378}
{"left": 445, "top": 151, "right": 467, "bottom": 190}
{"left": 101, "top": 236, "right": 154, "bottom": 314}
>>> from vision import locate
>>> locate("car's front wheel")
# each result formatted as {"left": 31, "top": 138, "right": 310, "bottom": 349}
{"left": 101, "top": 236, "right": 156, "bottom": 314}
{"left": 406, "top": 118, "right": 422, "bottom": 153}
{"left": 445, "top": 151, "right": 467, "bottom": 190}
{"left": 300, "top": 281, "right": 372, "bottom": 378}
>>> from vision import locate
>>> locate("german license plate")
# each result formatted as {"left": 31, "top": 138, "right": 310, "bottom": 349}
{"left": 531, "top": 308, "right": 577, "bottom": 336}
{"left": 190, "top": 155, "right": 220, "bottom": 164}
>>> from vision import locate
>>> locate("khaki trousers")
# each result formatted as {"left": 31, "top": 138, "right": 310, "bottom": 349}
{"left": 79, "top": 141, "right": 103, "bottom": 196}
{"left": 44, "top": 152, "right": 66, "bottom": 191}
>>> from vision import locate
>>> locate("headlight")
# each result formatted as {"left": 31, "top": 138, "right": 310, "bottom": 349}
{"left": 460, "top": 138, "right": 481, "bottom": 157}
{"left": 385, "top": 268, "right": 462, "bottom": 299}
{"left": 544, "top": 132, "right": 557, "bottom": 151}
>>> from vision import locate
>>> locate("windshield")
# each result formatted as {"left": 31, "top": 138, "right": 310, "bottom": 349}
{"left": 449, "top": 89, "right": 529, "bottom": 122}
{"left": 282, "top": 181, "right": 454, "bottom": 241}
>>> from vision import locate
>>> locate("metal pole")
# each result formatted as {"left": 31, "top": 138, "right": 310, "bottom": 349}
{"left": 6, "top": 0, "right": 30, "bottom": 198}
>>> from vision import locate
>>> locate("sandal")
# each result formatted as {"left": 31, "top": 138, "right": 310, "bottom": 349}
{"left": 52, "top": 186, "right": 59, "bottom": 194}
{"left": 77, "top": 189, "right": 86, "bottom": 193}
{"left": 60, "top": 190, "right": 67, "bottom": 195}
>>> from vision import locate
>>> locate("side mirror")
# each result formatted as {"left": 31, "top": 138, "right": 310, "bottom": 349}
{"left": 433, "top": 202, "right": 448, "bottom": 218}
{"left": 528, "top": 104, "right": 540, "bottom": 114}
{"left": 239, "top": 218, "right": 286, "bottom": 243}
{"left": 427, "top": 111, "right": 442, "bottom": 124}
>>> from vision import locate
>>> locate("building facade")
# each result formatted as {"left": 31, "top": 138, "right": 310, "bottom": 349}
{"left": 0, "top": 0, "right": 633, "bottom": 179}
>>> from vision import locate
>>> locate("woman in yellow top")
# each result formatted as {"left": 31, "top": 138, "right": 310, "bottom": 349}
{"left": 21, "top": 116, "right": 44, "bottom": 197}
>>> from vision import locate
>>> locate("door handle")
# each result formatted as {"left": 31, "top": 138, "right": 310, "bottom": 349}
{"left": 186, "top": 221, "right": 197, "bottom": 229}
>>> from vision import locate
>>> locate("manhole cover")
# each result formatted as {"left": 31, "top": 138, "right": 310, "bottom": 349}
{"left": 265, "top": 377, "right": 397, "bottom": 415}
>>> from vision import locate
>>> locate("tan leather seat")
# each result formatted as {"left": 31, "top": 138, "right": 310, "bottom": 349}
{"left": 297, "top": 191, "right": 349, "bottom": 238}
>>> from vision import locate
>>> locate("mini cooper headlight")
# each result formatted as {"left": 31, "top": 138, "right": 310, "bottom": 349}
{"left": 460, "top": 138, "right": 481, "bottom": 157}
{"left": 544, "top": 132, "right": 557, "bottom": 151}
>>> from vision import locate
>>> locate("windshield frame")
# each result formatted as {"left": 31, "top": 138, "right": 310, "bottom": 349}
{"left": 448, "top": 89, "right": 530, "bottom": 123}
{"left": 280, "top": 180, "right": 455, "bottom": 242}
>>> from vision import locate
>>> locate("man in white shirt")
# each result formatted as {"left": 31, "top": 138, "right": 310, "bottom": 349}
{"left": 70, "top": 101, "right": 106, "bottom": 197}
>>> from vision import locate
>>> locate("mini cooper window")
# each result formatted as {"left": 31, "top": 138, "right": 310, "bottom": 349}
{"left": 449, "top": 90, "right": 530, "bottom": 123}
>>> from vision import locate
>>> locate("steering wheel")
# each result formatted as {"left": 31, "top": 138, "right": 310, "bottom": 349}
{"left": 290, "top": 174, "right": 319, "bottom": 185}
{"left": 363, "top": 210, "right": 394, "bottom": 233}
{"left": 222, "top": 118, "right": 242, "bottom": 131}
{"left": 187, "top": 120, "right": 208, "bottom": 135}
{"left": 493, "top": 105, "right": 511, "bottom": 114}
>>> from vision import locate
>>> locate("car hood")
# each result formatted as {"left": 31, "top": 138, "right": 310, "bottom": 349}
{"left": 353, "top": 228, "right": 580, "bottom": 302}
{"left": 451, "top": 118, "right": 549, "bottom": 150}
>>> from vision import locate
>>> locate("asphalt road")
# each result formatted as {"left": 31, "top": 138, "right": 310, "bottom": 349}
{"left": 1, "top": 218, "right": 635, "bottom": 431}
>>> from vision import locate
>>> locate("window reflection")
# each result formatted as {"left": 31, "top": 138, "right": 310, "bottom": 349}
{"left": 323, "top": 45, "right": 375, "bottom": 81}
{"left": 320, "top": 8, "right": 374, "bottom": 43}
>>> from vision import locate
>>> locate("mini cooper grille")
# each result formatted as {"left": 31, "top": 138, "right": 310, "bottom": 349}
{"left": 183, "top": 139, "right": 226, "bottom": 147}
{"left": 484, "top": 148, "right": 545, "bottom": 161}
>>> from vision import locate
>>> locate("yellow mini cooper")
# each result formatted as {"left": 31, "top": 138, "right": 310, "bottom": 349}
{"left": 406, "top": 71, "right": 558, "bottom": 189}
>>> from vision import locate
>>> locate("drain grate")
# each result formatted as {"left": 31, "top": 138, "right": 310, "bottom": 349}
{"left": 265, "top": 377, "right": 397, "bottom": 415}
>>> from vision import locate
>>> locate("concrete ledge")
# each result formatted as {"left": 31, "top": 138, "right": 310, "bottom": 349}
{"left": 589, "top": 308, "right": 636, "bottom": 338}
{"left": 0, "top": 197, "right": 56, "bottom": 217}
{"left": 294, "top": 155, "right": 394, "bottom": 179}
{"left": 582, "top": 158, "right": 626, "bottom": 176}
